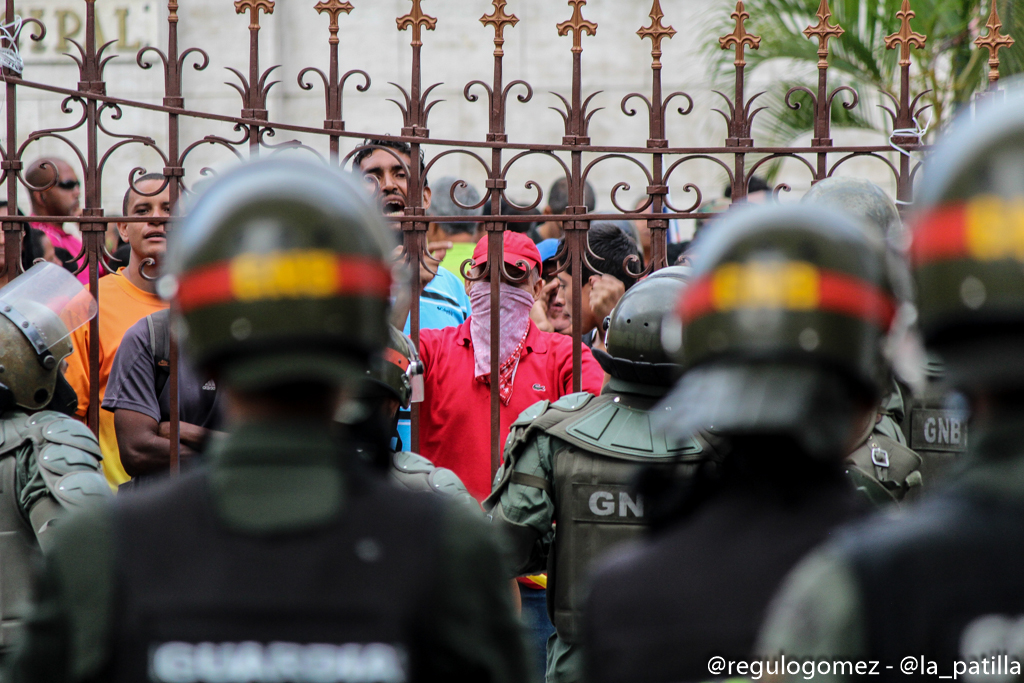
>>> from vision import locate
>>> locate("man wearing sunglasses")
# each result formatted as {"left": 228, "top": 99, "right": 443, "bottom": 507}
{"left": 26, "top": 158, "right": 90, "bottom": 284}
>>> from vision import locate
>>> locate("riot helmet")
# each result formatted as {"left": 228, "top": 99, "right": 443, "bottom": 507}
{"left": 803, "top": 177, "right": 902, "bottom": 245}
{"left": 593, "top": 266, "right": 689, "bottom": 393}
{"left": 654, "top": 204, "right": 897, "bottom": 459}
{"left": 0, "top": 262, "right": 97, "bottom": 411}
{"left": 802, "top": 177, "right": 913, "bottom": 305}
{"left": 364, "top": 326, "right": 424, "bottom": 409}
{"left": 161, "top": 159, "right": 394, "bottom": 389}
{"left": 909, "top": 94, "right": 1024, "bottom": 391}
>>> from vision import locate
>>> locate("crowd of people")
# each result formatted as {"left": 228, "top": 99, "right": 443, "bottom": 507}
{"left": 0, "top": 90, "right": 1020, "bottom": 683}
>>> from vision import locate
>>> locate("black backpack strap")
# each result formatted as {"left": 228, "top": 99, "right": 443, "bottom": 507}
{"left": 147, "top": 309, "right": 171, "bottom": 399}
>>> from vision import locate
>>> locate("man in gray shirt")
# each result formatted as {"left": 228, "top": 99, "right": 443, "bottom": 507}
{"left": 102, "top": 309, "right": 221, "bottom": 484}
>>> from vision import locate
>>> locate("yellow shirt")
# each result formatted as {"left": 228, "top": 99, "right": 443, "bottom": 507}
{"left": 63, "top": 269, "right": 167, "bottom": 488}
{"left": 439, "top": 242, "right": 478, "bottom": 284}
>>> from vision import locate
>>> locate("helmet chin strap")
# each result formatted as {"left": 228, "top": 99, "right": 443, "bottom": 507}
{"left": 48, "top": 373, "right": 79, "bottom": 417}
{"left": 0, "top": 382, "right": 13, "bottom": 413}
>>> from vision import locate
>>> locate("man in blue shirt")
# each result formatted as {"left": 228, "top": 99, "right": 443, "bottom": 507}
{"left": 355, "top": 139, "right": 471, "bottom": 447}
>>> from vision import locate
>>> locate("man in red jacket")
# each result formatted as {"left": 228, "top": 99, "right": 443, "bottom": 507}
{"left": 417, "top": 231, "right": 604, "bottom": 500}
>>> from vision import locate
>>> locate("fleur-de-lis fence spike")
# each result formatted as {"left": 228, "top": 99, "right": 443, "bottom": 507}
{"left": 637, "top": 0, "right": 675, "bottom": 69}
{"left": 719, "top": 0, "right": 760, "bottom": 68}
{"left": 481, "top": 0, "right": 518, "bottom": 58}
{"left": 975, "top": 0, "right": 1014, "bottom": 85}
{"left": 557, "top": 0, "right": 597, "bottom": 54}
{"left": 803, "top": 0, "right": 843, "bottom": 69}
{"left": 884, "top": 0, "right": 925, "bottom": 67}
{"left": 315, "top": 0, "right": 354, "bottom": 45}
{"left": 235, "top": 0, "right": 274, "bottom": 31}
{"left": 397, "top": 0, "right": 437, "bottom": 48}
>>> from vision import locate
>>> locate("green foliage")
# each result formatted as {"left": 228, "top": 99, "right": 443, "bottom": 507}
{"left": 705, "top": 0, "right": 1024, "bottom": 147}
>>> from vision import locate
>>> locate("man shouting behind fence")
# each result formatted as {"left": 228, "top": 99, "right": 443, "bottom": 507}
{"left": 6, "top": 159, "right": 529, "bottom": 683}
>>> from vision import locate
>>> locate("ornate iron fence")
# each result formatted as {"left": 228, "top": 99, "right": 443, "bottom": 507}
{"left": 0, "top": 0, "right": 1014, "bottom": 477}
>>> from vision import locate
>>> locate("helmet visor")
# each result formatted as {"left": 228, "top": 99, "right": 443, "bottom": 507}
{"left": 0, "top": 262, "right": 97, "bottom": 350}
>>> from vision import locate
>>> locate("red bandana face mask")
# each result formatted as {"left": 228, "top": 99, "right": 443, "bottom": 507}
{"left": 469, "top": 281, "right": 534, "bottom": 405}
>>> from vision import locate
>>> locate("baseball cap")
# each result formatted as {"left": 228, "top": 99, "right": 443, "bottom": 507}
{"left": 537, "top": 238, "right": 560, "bottom": 264}
{"left": 471, "top": 231, "right": 542, "bottom": 274}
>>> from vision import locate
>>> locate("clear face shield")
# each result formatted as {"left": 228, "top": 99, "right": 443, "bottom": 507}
{"left": 0, "top": 262, "right": 97, "bottom": 368}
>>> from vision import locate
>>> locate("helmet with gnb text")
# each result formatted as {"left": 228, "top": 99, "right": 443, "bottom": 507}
{"left": 653, "top": 204, "right": 896, "bottom": 459}
{"left": 909, "top": 94, "right": 1024, "bottom": 390}
{"left": 161, "top": 159, "right": 394, "bottom": 389}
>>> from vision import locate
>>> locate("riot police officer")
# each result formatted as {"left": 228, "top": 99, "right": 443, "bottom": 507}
{"left": 0, "top": 262, "right": 110, "bottom": 655}
{"left": 802, "top": 177, "right": 924, "bottom": 504}
{"left": 583, "top": 204, "right": 894, "bottom": 683}
{"left": 7, "top": 160, "right": 529, "bottom": 683}
{"left": 485, "top": 267, "right": 718, "bottom": 683}
{"left": 757, "top": 91, "right": 1024, "bottom": 682}
{"left": 348, "top": 325, "right": 476, "bottom": 506}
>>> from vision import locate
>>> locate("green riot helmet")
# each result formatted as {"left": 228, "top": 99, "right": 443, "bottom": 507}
{"left": 365, "top": 326, "right": 424, "bottom": 409}
{"left": 593, "top": 266, "right": 689, "bottom": 392}
{"left": 653, "top": 204, "right": 897, "bottom": 459}
{"left": 802, "top": 177, "right": 902, "bottom": 246}
{"left": 802, "top": 177, "right": 913, "bottom": 304}
{"left": 908, "top": 94, "right": 1024, "bottom": 391}
{"left": 0, "top": 262, "right": 97, "bottom": 411}
{"left": 161, "top": 159, "right": 394, "bottom": 389}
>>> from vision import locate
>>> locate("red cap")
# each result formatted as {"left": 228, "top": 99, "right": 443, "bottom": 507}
{"left": 471, "top": 231, "right": 542, "bottom": 274}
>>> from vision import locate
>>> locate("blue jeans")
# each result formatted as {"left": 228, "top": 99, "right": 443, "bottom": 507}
{"left": 519, "top": 585, "right": 555, "bottom": 682}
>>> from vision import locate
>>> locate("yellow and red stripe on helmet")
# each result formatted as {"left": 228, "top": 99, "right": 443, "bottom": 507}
{"left": 177, "top": 249, "right": 392, "bottom": 313}
{"left": 911, "top": 196, "right": 1024, "bottom": 266}
{"left": 680, "top": 260, "right": 896, "bottom": 330}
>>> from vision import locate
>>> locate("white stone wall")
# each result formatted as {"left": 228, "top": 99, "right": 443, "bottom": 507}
{"left": 5, "top": 0, "right": 901, "bottom": 226}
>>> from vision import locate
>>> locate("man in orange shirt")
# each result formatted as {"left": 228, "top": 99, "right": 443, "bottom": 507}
{"left": 64, "top": 174, "right": 171, "bottom": 488}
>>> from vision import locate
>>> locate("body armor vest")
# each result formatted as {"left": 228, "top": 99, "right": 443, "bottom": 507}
{"left": 906, "top": 394, "right": 968, "bottom": 484}
{"left": 500, "top": 391, "right": 713, "bottom": 645}
{"left": 848, "top": 489, "right": 1024, "bottom": 682}
{"left": 0, "top": 410, "right": 106, "bottom": 648}
{"left": 109, "top": 468, "right": 442, "bottom": 683}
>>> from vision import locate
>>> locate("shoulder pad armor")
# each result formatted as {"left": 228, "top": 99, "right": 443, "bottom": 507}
{"left": 0, "top": 411, "right": 102, "bottom": 460}
{"left": 392, "top": 450, "right": 435, "bottom": 475}
{"left": 427, "top": 467, "right": 472, "bottom": 499}
{"left": 51, "top": 470, "right": 112, "bottom": 510}
{"left": 548, "top": 393, "right": 705, "bottom": 462}
{"left": 40, "top": 415, "right": 102, "bottom": 459}
{"left": 550, "top": 392, "right": 592, "bottom": 412}
{"left": 40, "top": 442, "right": 104, "bottom": 477}
{"left": 512, "top": 400, "right": 550, "bottom": 428}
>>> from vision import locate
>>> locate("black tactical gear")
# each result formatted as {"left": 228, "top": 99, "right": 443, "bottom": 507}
{"left": 909, "top": 97, "right": 1024, "bottom": 389}
{"left": 163, "top": 159, "right": 394, "bottom": 389}
{"left": 753, "top": 91, "right": 1024, "bottom": 683}
{"left": 657, "top": 204, "right": 897, "bottom": 460}
{"left": 486, "top": 270, "right": 717, "bottom": 682}
{"left": 110, "top": 467, "right": 440, "bottom": 683}
{"left": 5, "top": 161, "right": 530, "bottom": 683}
